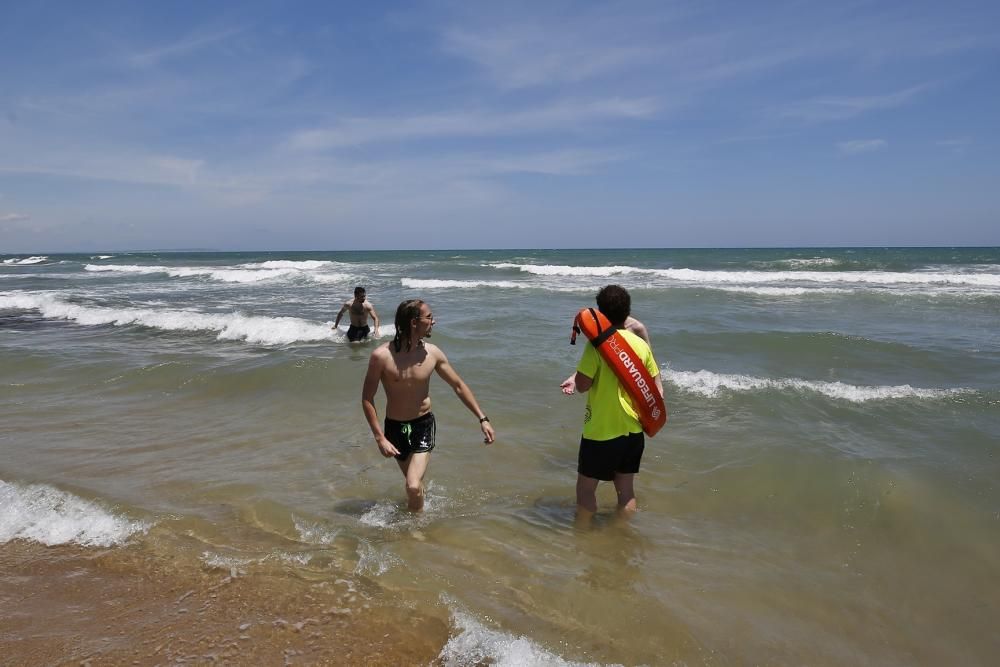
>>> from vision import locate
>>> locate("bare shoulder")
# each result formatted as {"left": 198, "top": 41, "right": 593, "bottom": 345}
{"left": 626, "top": 317, "right": 650, "bottom": 341}
{"left": 423, "top": 341, "right": 446, "bottom": 362}
{"left": 368, "top": 342, "right": 392, "bottom": 363}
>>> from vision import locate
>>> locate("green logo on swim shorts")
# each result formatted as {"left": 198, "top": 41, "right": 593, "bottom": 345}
{"left": 401, "top": 422, "right": 412, "bottom": 445}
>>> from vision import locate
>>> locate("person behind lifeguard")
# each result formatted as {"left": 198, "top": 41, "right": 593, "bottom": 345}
{"left": 334, "top": 286, "right": 380, "bottom": 342}
{"left": 562, "top": 284, "right": 663, "bottom": 525}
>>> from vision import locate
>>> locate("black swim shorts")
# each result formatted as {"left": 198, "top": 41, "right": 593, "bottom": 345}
{"left": 578, "top": 431, "right": 645, "bottom": 481}
{"left": 347, "top": 324, "right": 371, "bottom": 342}
{"left": 384, "top": 412, "right": 436, "bottom": 461}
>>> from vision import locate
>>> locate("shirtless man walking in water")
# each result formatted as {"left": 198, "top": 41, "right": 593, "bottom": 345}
{"left": 334, "top": 286, "right": 380, "bottom": 342}
{"left": 361, "top": 299, "right": 496, "bottom": 511}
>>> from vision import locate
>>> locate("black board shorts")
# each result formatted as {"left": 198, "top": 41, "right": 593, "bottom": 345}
{"left": 578, "top": 431, "right": 645, "bottom": 481}
{"left": 347, "top": 324, "right": 371, "bottom": 342}
{"left": 384, "top": 412, "right": 436, "bottom": 461}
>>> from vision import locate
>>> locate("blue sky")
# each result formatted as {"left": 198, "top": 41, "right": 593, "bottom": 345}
{"left": 1, "top": 1, "right": 998, "bottom": 251}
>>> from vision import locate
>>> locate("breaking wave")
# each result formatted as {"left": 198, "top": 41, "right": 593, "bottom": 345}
{"left": 402, "top": 278, "right": 526, "bottom": 289}
{"left": 488, "top": 263, "right": 1000, "bottom": 289}
{"left": 0, "top": 480, "right": 149, "bottom": 547}
{"left": 669, "top": 369, "right": 973, "bottom": 403}
{"left": 84, "top": 264, "right": 351, "bottom": 284}
{"left": 0, "top": 292, "right": 334, "bottom": 345}
{"left": 439, "top": 602, "right": 603, "bottom": 667}
{"left": 2, "top": 256, "right": 49, "bottom": 265}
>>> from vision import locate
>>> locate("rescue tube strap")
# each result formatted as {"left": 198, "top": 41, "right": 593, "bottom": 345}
{"left": 590, "top": 325, "right": 618, "bottom": 348}
{"left": 585, "top": 308, "right": 618, "bottom": 348}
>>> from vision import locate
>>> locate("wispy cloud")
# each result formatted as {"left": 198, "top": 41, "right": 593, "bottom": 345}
{"left": 1, "top": 138, "right": 626, "bottom": 210}
{"left": 837, "top": 139, "right": 887, "bottom": 155}
{"left": 779, "top": 84, "right": 933, "bottom": 123}
{"left": 150, "top": 157, "right": 204, "bottom": 185}
{"left": 441, "top": 24, "right": 664, "bottom": 89}
{"left": 126, "top": 26, "right": 246, "bottom": 68}
{"left": 936, "top": 138, "right": 972, "bottom": 154}
{"left": 468, "top": 149, "right": 628, "bottom": 176}
{"left": 0, "top": 153, "right": 210, "bottom": 190}
{"left": 286, "top": 98, "right": 659, "bottom": 151}
{"left": 0, "top": 212, "right": 31, "bottom": 222}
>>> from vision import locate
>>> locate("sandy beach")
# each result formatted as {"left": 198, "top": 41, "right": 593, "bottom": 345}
{"left": 2, "top": 540, "right": 448, "bottom": 665}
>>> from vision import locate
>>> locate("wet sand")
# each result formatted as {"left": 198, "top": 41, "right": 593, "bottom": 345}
{"left": 1, "top": 541, "right": 449, "bottom": 665}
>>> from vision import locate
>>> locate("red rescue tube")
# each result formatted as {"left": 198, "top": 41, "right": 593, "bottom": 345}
{"left": 571, "top": 308, "right": 667, "bottom": 437}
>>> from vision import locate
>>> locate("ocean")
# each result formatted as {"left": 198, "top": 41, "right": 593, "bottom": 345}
{"left": 2, "top": 247, "right": 998, "bottom": 665}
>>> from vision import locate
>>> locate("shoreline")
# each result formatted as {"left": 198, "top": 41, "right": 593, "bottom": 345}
{"left": 1, "top": 540, "right": 449, "bottom": 665}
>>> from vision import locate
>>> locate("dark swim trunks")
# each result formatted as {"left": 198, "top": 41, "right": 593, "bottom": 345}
{"left": 347, "top": 324, "right": 371, "bottom": 342}
{"left": 384, "top": 412, "right": 436, "bottom": 461}
{"left": 578, "top": 431, "right": 645, "bottom": 481}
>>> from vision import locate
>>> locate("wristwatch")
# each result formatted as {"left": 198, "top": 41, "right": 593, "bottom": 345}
{"left": 479, "top": 416, "right": 490, "bottom": 423}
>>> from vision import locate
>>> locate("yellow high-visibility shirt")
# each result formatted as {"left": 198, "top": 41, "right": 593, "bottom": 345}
{"left": 576, "top": 328, "right": 659, "bottom": 441}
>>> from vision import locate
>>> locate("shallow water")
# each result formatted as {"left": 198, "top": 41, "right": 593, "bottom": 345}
{"left": 2, "top": 248, "right": 999, "bottom": 664}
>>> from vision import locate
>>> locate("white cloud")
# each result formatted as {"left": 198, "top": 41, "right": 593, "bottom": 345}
{"left": 0, "top": 212, "right": 31, "bottom": 222}
{"left": 0, "top": 153, "right": 208, "bottom": 190}
{"left": 837, "top": 139, "right": 887, "bottom": 155}
{"left": 936, "top": 138, "right": 971, "bottom": 154}
{"left": 286, "top": 97, "right": 659, "bottom": 151}
{"left": 441, "top": 24, "right": 665, "bottom": 89}
{"left": 149, "top": 156, "right": 205, "bottom": 185}
{"left": 469, "top": 149, "right": 628, "bottom": 176}
{"left": 126, "top": 26, "right": 246, "bottom": 68}
{"left": 780, "top": 84, "right": 932, "bottom": 123}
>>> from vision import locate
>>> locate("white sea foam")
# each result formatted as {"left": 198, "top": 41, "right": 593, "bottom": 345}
{"left": 201, "top": 552, "right": 253, "bottom": 570}
{"left": 237, "top": 260, "right": 335, "bottom": 270}
{"left": 2, "top": 256, "right": 48, "bottom": 265}
{"left": 90, "top": 255, "right": 115, "bottom": 260}
{"left": 402, "top": 278, "right": 526, "bottom": 289}
{"left": 0, "top": 480, "right": 149, "bottom": 547}
{"left": 84, "top": 263, "right": 350, "bottom": 284}
{"left": 487, "top": 262, "right": 1000, "bottom": 289}
{"left": 489, "top": 262, "right": 651, "bottom": 277}
{"left": 0, "top": 292, "right": 334, "bottom": 345}
{"left": 304, "top": 272, "right": 354, "bottom": 284}
{"left": 294, "top": 517, "right": 340, "bottom": 545}
{"left": 201, "top": 549, "right": 312, "bottom": 569}
{"left": 669, "top": 370, "right": 971, "bottom": 403}
{"left": 354, "top": 540, "right": 400, "bottom": 576}
{"left": 355, "top": 484, "right": 451, "bottom": 530}
{"left": 84, "top": 263, "right": 299, "bottom": 283}
{"left": 657, "top": 267, "right": 1000, "bottom": 287}
{"left": 767, "top": 258, "right": 841, "bottom": 268}
{"left": 712, "top": 286, "right": 854, "bottom": 296}
{"left": 178, "top": 268, "right": 300, "bottom": 283}
{"left": 967, "top": 264, "right": 1000, "bottom": 273}
{"left": 270, "top": 551, "right": 312, "bottom": 566}
{"left": 84, "top": 263, "right": 157, "bottom": 273}
{"left": 439, "top": 604, "right": 604, "bottom": 667}
{"left": 358, "top": 500, "right": 401, "bottom": 528}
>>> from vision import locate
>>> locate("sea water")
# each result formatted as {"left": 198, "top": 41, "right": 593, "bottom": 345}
{"left": 2, "top": 248, "right": 998, "bottom": 664}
